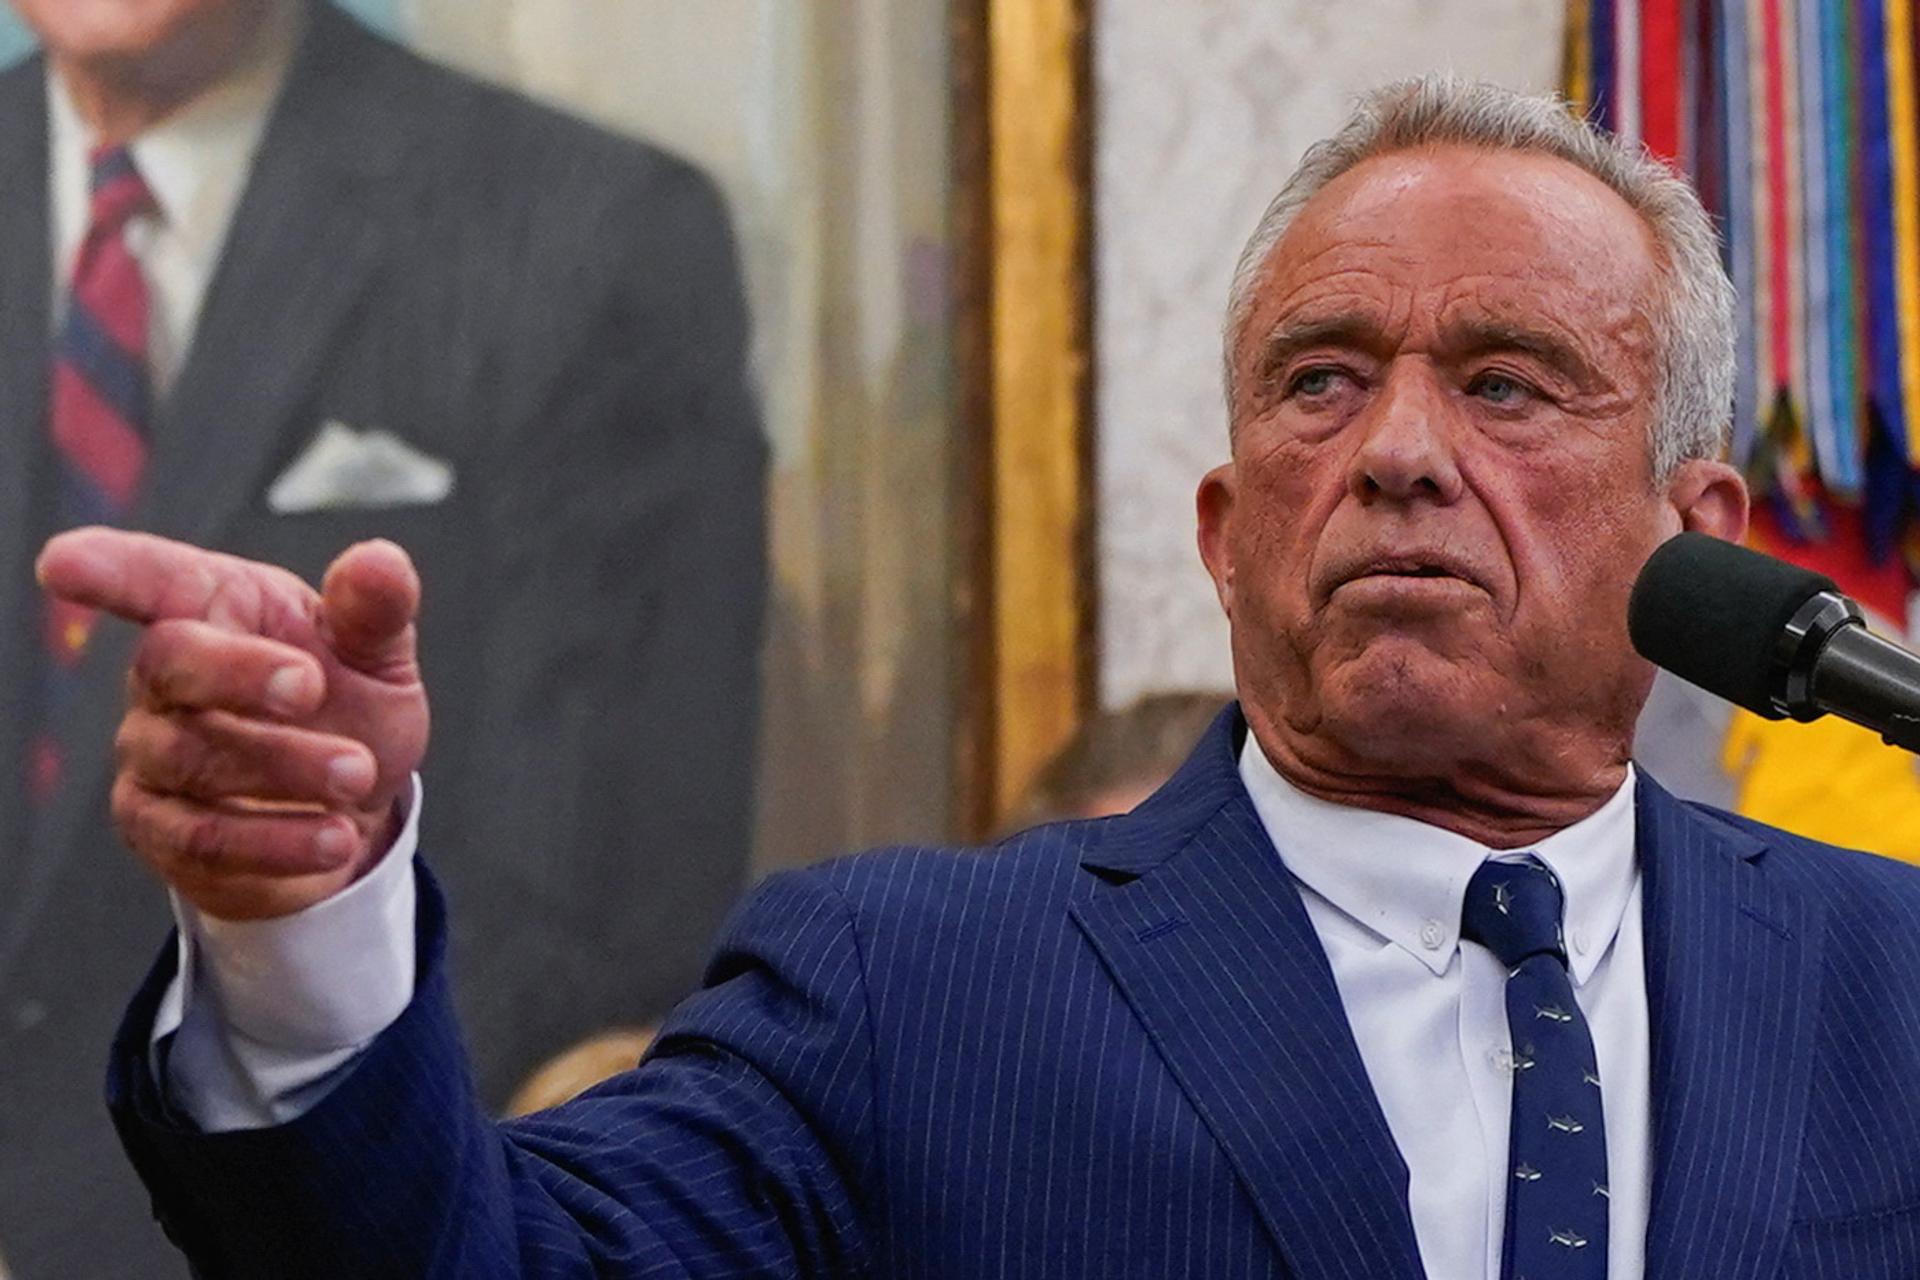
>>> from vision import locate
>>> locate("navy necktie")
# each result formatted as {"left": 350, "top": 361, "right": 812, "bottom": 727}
{"left": 1461, "top": 856, "right": 1609, "bottom": 1280}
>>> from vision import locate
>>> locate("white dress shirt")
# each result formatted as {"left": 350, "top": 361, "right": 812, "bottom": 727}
{"left": 46, "top": 0, "right": 302, "bottom": 394}
{"left": 1239, "top": 739, "right": 1650, "bottom": 1280}
{"left": 163, "top": 748, "right": 1650, "bottom": 1279}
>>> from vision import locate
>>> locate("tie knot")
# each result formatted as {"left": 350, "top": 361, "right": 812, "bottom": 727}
{"left": 87, "top": 145, "right": 156, "bottom": 234}
{"left": 1460, "top": 855, "right": 1566, "bottom": 969}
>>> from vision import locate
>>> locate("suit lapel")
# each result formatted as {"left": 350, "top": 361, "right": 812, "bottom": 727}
{"left": 0, "top": 59, "right": 49, "bottom": 601}
{"left": 1638, "top": 777, "right": 1823, "bottom": 1280}
{"left": 1071, "top": 710, "right": 1427, "bottom": 1280}
{"left": 7, "top": 50, "right": 129, "bottom": 957}
{"left": 139, "top": 3, "right": 405, "bottom": 551}
{"left": 0, "top": 58, "right": 51, "bottom": 907}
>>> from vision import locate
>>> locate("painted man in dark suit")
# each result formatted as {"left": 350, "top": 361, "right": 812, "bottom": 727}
{"left": 45, "top": 74, "right": 1920, "bottom": 1280}
{"left": 0, "top": 1, "right": 765, "bottom": 1273}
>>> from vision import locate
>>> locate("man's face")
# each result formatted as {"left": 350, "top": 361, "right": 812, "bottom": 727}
{"left": 1201, "top": 144, "right": 1742, "bottom": 797}
{"left": 12, "top": 0, "right": 261, "bottom": 66}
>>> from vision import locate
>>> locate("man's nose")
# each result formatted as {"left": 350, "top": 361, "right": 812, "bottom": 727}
{"left": 1347, "top": 363, "right": 1466, "bottom": 505}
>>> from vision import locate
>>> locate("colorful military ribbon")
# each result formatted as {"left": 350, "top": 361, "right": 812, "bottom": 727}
{"left": 1888, "top": 0, "right": 1920, "bottom": 462}
{"left": 1564, "top": 0, "right": 1920, "bottom": 864}
{"left": 1720, "top": 0, "right": 1762, "bottom": 463}
{"left": 1814, "top": 0, "right": 1863, "bottom": 493}
{"left": 1641, "top": 0, "right": 1684, "bottom": 162}
{"left": 1590, "top": 0, "right": 1620, "bottom": 131}
{"left": 1564, "top": 0, "right": 1918, "bottom": 564}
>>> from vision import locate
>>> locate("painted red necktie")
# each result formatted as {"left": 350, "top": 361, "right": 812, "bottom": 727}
{"left": 31, "top": 145, "right": 155, "bottom": 805}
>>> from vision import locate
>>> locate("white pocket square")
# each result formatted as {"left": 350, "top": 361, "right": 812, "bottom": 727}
{"left": 267, "top": 420, "right": 455, "bottom": 515}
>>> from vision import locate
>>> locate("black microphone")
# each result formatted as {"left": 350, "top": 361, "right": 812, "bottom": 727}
{"left": 1629, "top": 530, "right": 1920, "bottom": 753}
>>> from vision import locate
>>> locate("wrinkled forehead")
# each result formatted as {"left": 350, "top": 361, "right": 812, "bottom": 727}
{"left": 1242, "top": 145, "right": 1664, "bottom": 357}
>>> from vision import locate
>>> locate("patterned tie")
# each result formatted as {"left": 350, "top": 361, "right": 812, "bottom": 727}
{"left": 1461, "top": 855, "right": 1610, "bottom": 1280}
{"left": 32, "top": 144, "right": 156, "bottom": 805}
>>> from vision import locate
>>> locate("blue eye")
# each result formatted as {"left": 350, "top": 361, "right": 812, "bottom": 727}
{"left": 1291, "top": 368, "right": 1340, "bottom": 397}
{"left": 1470, "top": 372, "right": 1529, "bottom": 404}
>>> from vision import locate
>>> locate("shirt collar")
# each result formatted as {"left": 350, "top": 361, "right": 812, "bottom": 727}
{"left": 1237, "top": 736, "right": 1638, "bottom": 985}
{"left": 47, "top": 0, "right": 303, "bottom": 260}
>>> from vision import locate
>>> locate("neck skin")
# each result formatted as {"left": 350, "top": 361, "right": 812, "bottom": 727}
{"left": 50, "top": 6, "right": 273, "bottom": 147}
{"left": 1242, "top": 699, "right": 1638, "bottom": 850}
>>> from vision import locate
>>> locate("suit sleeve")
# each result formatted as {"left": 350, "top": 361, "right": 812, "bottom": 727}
{"left": 454, "top": 153, "right": 771, "bottom": 1099}
{"left": 108, "top": 863, "right": 879, "bottom": 1279}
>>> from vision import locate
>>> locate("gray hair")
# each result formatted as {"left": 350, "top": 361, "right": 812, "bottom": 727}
{"left": 1223, "top": 75, "right": 1734, "bottom": 481}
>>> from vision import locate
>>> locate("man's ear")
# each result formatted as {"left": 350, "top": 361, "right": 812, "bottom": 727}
{"left": 1664, "top": 457, "right": 1749, "bottom": 544}
{"left": 1197, "top": 463, "right": 1238, "bottom": 616}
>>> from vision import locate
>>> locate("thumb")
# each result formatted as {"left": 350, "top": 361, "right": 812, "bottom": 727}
{"left": 320, "top": 540, "right": 421, "bottom": 679}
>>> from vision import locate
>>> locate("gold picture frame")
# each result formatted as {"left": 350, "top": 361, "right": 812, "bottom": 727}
{"left": 951, "top": 0, "right": 1095, "bottom": 836}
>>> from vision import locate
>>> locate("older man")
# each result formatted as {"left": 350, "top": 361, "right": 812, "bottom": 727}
{"left": 1, "top": 0, "right": 764, "bottom": 1272}
{"left": 45, "top": 77, "right": 1920, "bottom": 1278}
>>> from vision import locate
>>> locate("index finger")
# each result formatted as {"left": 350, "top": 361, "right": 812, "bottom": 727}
{"left": 39, "top": 527, "right": 253, "bottom": 626}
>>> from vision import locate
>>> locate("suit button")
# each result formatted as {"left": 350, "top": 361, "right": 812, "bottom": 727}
{"left": 11, "top": 1001, "right": 45, "bottom": 1031}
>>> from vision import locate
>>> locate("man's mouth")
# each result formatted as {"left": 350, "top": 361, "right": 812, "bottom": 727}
{"left": 1358, "top": 562, "right": 1458, "bottom": 578}
{"left": 1321, "top": 551, "right": 1491, "bottom": 602}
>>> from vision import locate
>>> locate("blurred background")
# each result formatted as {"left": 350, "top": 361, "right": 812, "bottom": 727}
{"left": 2, "top": 0, "right": 1917, "bottom": 1275}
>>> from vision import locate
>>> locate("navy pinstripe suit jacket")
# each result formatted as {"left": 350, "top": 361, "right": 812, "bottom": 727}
{"left": 109, "top": 709, "right": 1920, "bottom": 1278}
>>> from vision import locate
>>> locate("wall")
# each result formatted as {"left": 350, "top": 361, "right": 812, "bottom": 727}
{"left": 1093, "top": 0, "right": 1565, "bottom": 707}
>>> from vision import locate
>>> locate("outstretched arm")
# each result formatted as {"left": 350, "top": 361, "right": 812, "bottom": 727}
{"left": 110, "top": 860, "right": 877, "bottom": 1278}
{"left": 43, "top": 530, "right": 873, "bottom": 1276}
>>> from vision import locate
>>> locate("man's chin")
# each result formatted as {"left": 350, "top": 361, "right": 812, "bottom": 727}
{"left": 1310, "top": 655, "right": 1496, "bottom": 763}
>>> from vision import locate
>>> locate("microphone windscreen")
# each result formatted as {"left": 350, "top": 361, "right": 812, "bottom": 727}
{"left": 1627, "top": 531, "right": 1838, "bottom": 717}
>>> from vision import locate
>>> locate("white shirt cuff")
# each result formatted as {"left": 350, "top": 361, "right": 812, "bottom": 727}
{"left": 152, "top": 777, "right": 424, "bottom": 1130}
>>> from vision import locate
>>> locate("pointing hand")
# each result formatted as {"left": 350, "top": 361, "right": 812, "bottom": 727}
{"left": 37, "top": 528, "right": 431, "bottom": 920}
